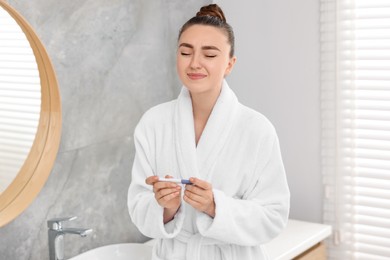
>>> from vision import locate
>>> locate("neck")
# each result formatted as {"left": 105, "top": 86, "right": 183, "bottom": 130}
{"left": 190, "top": 83, "right": 222, "bottom": 145}
{"left": 190, "top": 85, "right": 221, "bottom": 121}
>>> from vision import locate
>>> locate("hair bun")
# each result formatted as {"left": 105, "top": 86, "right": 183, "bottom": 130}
{"left": 196, "top": 4, "right": 226, "bottom": 23}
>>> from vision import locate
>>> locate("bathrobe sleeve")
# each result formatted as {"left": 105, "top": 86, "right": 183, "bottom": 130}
{"left": 127, "top": 114, "right": 185, "bottom": 239}
{"left": 196, "top": 131, "right": 290, "bottom": 246}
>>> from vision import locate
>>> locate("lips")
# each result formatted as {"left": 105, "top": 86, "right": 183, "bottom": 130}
{"left": 187, "top": 73, "right": 207, "bottom": 80}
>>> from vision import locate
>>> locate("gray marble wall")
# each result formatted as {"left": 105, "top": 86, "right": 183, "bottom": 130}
{"left": 0, "top": 0, "right": 210, "bottom": 259}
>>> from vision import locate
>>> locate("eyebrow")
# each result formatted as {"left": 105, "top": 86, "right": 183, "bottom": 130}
{"left": 179, "top": 43, "right": 221, "bottom": 52}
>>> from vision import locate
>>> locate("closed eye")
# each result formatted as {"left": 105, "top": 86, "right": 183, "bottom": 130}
{"left": 205, "top": 55, "right": 217, "bottom": 58}
{"left": 181, "top": 52, "right": 190, "bottom": 56}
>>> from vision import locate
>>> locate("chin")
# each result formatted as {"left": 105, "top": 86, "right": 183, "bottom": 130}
{"left": 180, "top": 77, "right": 218, "bottom": 95}
{"left": 183, "top": 85, "right": 204, "bottom": 94}
{"left": 182, "top": 79, "right": 202, "bottom": 89}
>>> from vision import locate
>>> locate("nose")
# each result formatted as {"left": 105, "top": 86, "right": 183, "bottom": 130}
{"left": 190, "top": 54, "right": 201, "bottom": 69}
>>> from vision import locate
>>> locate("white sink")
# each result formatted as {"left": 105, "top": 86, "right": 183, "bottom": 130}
{"left": 68, "top": 243, "right": 153, "bottom": 260}
{"left": 67, "top": 219, "right": 331, "bottom": 260}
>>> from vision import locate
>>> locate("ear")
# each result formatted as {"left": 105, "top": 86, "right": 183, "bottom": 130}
{"left": 224, "top": 56, "right": 237, "bottom": 76}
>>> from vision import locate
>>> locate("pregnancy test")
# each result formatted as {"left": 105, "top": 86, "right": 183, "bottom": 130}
{"left": 158, "top": 178, "right": 192, "bottom": 185}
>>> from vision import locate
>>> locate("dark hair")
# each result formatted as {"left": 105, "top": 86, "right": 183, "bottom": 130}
{"left": 178, "top": 4, "right": 235, "bottom": 58}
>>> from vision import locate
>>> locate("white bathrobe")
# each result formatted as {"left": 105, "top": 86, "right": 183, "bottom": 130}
{"left": 128, "top": 80, "right": 290, "bottom": 260}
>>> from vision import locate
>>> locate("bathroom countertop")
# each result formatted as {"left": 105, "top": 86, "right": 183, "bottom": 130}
{"left": 144, "top": 219, "right": 332, "bottom": 259}
{"left": 264, "top": 219, "right": 332, "bottom": 260}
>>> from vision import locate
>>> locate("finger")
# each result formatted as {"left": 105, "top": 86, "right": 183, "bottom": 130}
{"left": 145, "top": 176, "right": 159, "bottom": 185}
{"left": 189, "top": 177, "right": 211, "bottom": 190}
{"left": 184, "top": 189, "right": 205, "bottom": 204}
{"left": 159, "top": 190, "right": 181, "bottom": 204}
{"left": 153, "top": 181, "right": 179, "bottom": 193}
{"left": 185, "top": 185, "right": 214, "bottom": 204}
{"left": 153, "top": 176, "right": 180, "bottom": 193}
{"left": 183, "top": 194, "right": 204, "bottom": 209}
{"left": 156, "top": 186, "right": 181, "bottom": 200}
{"left": 185, "top": 185, "right": 203, "bottom": 196}
{"left": 184, "top": 193, "right": 215, "bottom": 217}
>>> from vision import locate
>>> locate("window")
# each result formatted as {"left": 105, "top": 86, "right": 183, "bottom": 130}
{"left": 321, "top": 0, "right": 390, "bottom": 259}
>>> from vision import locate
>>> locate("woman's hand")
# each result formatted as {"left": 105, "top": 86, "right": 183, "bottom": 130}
{"left": 184, "top": 177, "right": 216, "bottom": 218}
{"left": 145, "top": 175, "right": 181, "bottom": 223}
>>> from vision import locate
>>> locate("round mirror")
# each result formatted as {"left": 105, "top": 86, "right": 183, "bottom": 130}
{"left": 0, "top": 3, "right": 41, "bottom": 194}
{"left": 0, "top": 1, "right": 61, "bottom": 227}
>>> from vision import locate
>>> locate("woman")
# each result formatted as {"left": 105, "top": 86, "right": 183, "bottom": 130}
{"left": 128, "top": 4, "right": 290, "bottom": 260}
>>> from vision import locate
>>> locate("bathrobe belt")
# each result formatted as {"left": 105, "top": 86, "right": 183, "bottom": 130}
{"left": 176, "top": 229, "right": 233, "bottom": 260}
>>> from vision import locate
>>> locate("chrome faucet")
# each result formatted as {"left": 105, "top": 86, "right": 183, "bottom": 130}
{"left": 47, "top": 216, "right": 93, "bottom": 260}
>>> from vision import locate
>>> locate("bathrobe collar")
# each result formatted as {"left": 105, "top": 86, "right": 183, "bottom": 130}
{"left": 173, "top": 79, "right": 239, "bottom": 180}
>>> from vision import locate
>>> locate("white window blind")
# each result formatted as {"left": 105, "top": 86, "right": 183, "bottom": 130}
{"left": 0, "top": 7, "right": 41, "bottom": 194}
{"left": 321, "top": 0, "right": 390, "bottom": 259}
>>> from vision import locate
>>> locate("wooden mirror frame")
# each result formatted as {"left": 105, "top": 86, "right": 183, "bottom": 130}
{"left": 0, "top": 0, "right": 61, "bottom": 227}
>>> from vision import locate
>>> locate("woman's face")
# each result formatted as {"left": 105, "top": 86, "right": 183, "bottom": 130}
{"left": 176, "top": 25, "right": 236, "bottom": 95}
